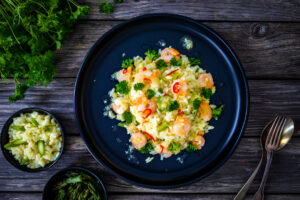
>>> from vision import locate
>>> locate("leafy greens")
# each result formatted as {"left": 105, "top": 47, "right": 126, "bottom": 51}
{"left": 0, "top": 0, "right": 90, "bottom": 102}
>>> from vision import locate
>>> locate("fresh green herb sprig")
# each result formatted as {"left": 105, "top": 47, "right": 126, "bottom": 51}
{"left": 134, "top": 83, "right": 144, "bottom": 91}
{"left": 0, "top": 0, "right": 90, "bottom": 102}
{"left": 192, "top": 98, "right": 201, "bottom": 110}
{"left": 146, "top": 89, "right": 155, "bottom": 99}
{"left": 115, "top": 80, "right": 130, "bottom": 94}
{"left": 145, "top": 49, "right": 160, "bottom": 61}
{"left": 169, "top": 100, "right": 179, "bottom": 111}
{"left": 202, "top": 88, "right": 213, "bottom": 99}
{"left": 156, "top": 59, "right": 167, "bottom": 70}
{"left": 99, "top": 1, "right": 114, "bottom": 14}
{"left": 140, "top": 143, "right": 153, "bottom": 154}
{"left": 212, "top": 104, "right": 224, "bottom": 120}
{"left": 170, "top": 57, "right": 182, "bottom": 66}
{"left": 189, "top": 57, "right": 201, "bottom": 66}
{"left": 186, "top": 143, "right": 197, "bottom": 152}
{"left": 169, "top": 142, "right": 180, "bottom": 151}
{"left": 121, "top": 58, "right": 133, "bottom": 69}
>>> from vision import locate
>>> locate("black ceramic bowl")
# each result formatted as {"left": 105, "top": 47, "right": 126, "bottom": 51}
{"left": 43, "top": 167, "right": 108, "bottom": 200}
{"left": 0, "top": 108, "right": 65, "bottom": 172}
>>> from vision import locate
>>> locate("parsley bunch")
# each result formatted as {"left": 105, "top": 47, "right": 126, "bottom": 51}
{"left": 0, "top": 0, "right": 90, "bottom": 102}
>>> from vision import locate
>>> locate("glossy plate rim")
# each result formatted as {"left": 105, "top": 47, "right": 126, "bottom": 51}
{"left": 74, "top": 13, "right": 249, "bottom": 189}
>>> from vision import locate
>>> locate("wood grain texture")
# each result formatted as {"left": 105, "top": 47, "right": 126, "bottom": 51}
{"left": 54, "top": 21, "right": 300, "bottom": 79}
{"left": 1, "top": 79, "right": 299, "bottom": 136}
{"left": 75, "top": 0, "right": 300, "bottom": 21}
{"left": 1, "top": 193, "right": 300, "bottom": 200}
{"left": 0, "top": 136, "right": 299, "bottom": 193}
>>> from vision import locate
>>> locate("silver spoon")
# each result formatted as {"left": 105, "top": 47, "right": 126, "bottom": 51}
{"left": 234, "top": 116, "right": 294, "bottom": 200}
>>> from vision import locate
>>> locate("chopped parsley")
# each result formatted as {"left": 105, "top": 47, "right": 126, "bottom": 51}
{"left": 168, "top": 142, "right": 181, "bottom": 151}
{"left": 169, "top": 100, "right": 179, "bottom": 111}
{"left": 145, "top": 49, "right": 160, "bottom": 61}
{"left": 189, "top": 57, "right": 201, "bottom": 66}
{"left": 170, "top": 57, "right": 182, "bottom": 66}
{"left": 115, "top": 80, "right": 130, "bottom": 94}
{"left": 186, "top": 143, "right": 197, "bottom": 152}
{"left": 212, "top": 105, "right": 224, "bottom": 120}
{"left": 140, "top": 143, "right": 153, "bottom": 154}
{"left": 146, "top": 89, "right": 155, "bottom": 99}
{"left": 134, "top": 83, "right": 145, "bottom": 91}
{"left": 158, "top": 88, "right": 164, "bottom": 93}
{"left": 202, "top": 88, "right": 213, "bottom": 99}
{"left": 121, "top": 58, "right": 133, "bottom": 69}
{"left": 156, "top": 59, "right": 167, "bottom": 70}
{"left": 192, "top": 98, "right": 201, "bottom": 110}
{"left": 99, "top": 1, "right": 114, "bottom": 14}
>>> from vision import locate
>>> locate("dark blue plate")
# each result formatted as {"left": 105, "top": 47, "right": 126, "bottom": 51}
{"left": 74, "top": 14, "right": 248, "bottom": 188}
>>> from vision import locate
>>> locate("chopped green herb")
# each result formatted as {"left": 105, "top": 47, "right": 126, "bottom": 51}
{"left": 158, "top": 88, "right": 164, "bottom": 93}
{"left": 202, "top": 88, "right": 213, "bottom": 99}
{"left": 114, "top": 0, "right": 123, "bottom": 3}
{"left": 121, "top": 58, "right": 133, "bottom": 69}
{"left": 189, "top": 57, "right": 201, "bottom": 66}
{"left": 212, "top": 105, "right": 224, "bottom": 120}
{"left": 156, "top": 59, "right": 167, "bottom": 70}
{"left": 31, "top": 117, "right": 39, "bottom": 127}
{"left": 99, "top": 1, "right": 114, "bottom": 14}
{"left": 170, "top": 57, "right": 182, "bottom": 66}
{"left": 0, "top": 0, "right": 90, "bottom": 102}
{"left": 10, "top": 125, "right": 25, "bottom": 132}
{"left": 134, "top": 83, "right": 145, "bottom": 90}
{"left": 186, "top": 143, "right": 197, "bottom": 152}
{"left": 168, "top": 142, "right": 181, "bottom": 151}
{"left": 115, "top": 80, "right": 130, "bottom": 94}
{"left": 139, "top": 143, "right": 153, "bottom": 154}
{"left": 192, "top": 98, "right": 201, "bottom": 110}
{"left": 123, "top": 111, "right": 133, "bottom": 125}
{"left": 146, "top": 89, "right": 155, "bottom": 99}
{"left": 145, "top": 49, "right": 160, "bottom": 61}
{"left": 169, "top": 100, "right": 179, "bottom": 111}
{"left": 44, "top": 125, "right": 52, "bottom": 132}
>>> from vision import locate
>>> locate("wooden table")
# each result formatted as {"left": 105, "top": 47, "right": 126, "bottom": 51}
{"left": 1, "top": 1, "right": 300, "bottom": 199}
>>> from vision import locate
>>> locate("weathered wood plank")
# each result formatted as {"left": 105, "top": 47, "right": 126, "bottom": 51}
{"left": 0, "top": 137, "right": 299, "bottom": 193}
{"left": 54, "top": 21, "right": 300, "bottom": 79}
{"left": 76, "top": 0, "right": 300, "bottom": 22}
{"left": 1, "top": 79, "right": 299, "bottom": 136}
{"left": 1, "top": 193, "right": 299, "bottom": 200}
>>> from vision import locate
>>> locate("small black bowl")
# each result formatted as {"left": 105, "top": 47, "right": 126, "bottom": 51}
{"left": 0, "top": 107, "right": 65, "bottom": 172}
{"left": 43, "top": 167, "right": 108, "bottom": 200}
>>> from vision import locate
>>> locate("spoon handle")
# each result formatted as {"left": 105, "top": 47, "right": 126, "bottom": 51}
{"left": 234, "top": 153, "right": 265, "bottom": 200}
{"left": 253, "top": 150, "right": 273, "bottom": 200}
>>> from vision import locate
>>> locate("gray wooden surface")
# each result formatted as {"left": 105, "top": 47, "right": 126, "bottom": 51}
{"left": 1, "top": 0, "right": 300, "bottom": 199}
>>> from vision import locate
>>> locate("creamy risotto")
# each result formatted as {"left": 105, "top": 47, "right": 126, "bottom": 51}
{"left": 4, "top": 111, "right": 62, "bottom": 168}
{"left": 106, "top": 47, "right": 224, "bottom": 159}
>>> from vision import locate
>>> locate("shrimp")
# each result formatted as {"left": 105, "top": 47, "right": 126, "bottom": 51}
{"left": 198, "top": 73, "right": 214, "bottom": 89}
{"left": 111, "top": 97, "right": 128, "bottom": 114}
{"left": 193, "top": 135, "right": 205, "bottom": 150}
{"left": 161, "top": 148, "right": 173, "bottom": 158}
{"left": 198, "top": 102, "right": 212, "bottom": 121}
{"left": 172, "top": 116, "right": 191, "bottom": 136}
{"left": 134, "top": 69, "right": 160, "bottom": 87}
{"left": 131, "top": 95, "right": 148, "bottom": 112}
{"left": 172, "top": 80, "right": 188, "bottom": 96}
{"left": 116, "top": 66, "right": 132, "bottom": 82}
{"left": 147, "top": 100, "right": 157, "bottom": 112}
{"left": 130, "top": 132, "right": 147, "bottom": 150}
{"left": 160, "top": 48, "right": 180, "bottom": 62}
